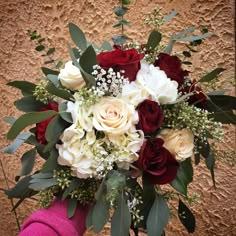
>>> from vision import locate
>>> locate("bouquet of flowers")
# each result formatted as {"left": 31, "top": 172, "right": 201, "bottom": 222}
{"left": 2, "top": 1, "right": 236, "bottom": 235}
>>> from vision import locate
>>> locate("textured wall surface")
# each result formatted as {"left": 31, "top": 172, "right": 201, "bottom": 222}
{"left": 0, "top": 0, "right": 235, "bottom": 235}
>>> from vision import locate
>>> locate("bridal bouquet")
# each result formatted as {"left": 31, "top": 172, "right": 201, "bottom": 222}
{"left": 2, "top": 1, "right": 236, "bottom": 235}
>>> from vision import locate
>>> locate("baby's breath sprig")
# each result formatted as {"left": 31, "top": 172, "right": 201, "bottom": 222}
{"left": 163, "top": 102, "right": 224, "bottom": 142}
{"left": 33, "top": 79, "right": 56, "bottom": 104}
{"left": 92, "top": 65, "right": 129, "bottom": 97}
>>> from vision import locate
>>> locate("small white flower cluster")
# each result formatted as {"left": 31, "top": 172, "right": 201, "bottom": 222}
{"left": 92, "top": 65, "right": 129, "bottom": 97}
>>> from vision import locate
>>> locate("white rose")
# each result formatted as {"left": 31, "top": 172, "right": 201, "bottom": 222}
{"left": 57, "top": 127, "right": 94, "bottom": 178}
{"left": 92, "top": 97, "right": 137, "bottom": 134}
{"left": 121, "top": 81, "right": 149, "bottom": 106}
{"left": 58, "top": 61, "right": 85, "bottom": 91}
{"left": 158, "top": 128, "right": 194, "bottom": 162}
{"left": 136, "top": 63, "right": 178, "bottom": 104}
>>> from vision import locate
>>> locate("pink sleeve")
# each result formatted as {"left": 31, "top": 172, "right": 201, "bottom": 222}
{"left": 19, "top": 198, "right": 90, "bottom": 236}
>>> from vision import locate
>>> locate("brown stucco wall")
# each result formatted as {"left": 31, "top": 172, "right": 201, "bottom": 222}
{"left": 0, "top": 0, "right": 235, "bottom": 235}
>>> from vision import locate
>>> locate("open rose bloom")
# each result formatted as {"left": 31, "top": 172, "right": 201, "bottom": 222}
{"left": 4, "top": 6, "right": 232, "bottom": 236}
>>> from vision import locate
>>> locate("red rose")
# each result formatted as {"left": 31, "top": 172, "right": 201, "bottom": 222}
{"left": 135, "top": 138, "right": 179, "bottom": 185}
{"left": 35, "top": 101, "right": 58, "bottom": 144}
{"left": 136, "top": 99, "right": 164, "bottom": 135}
{"left": 154, "top": 53, "right": 188, "bottom": 86}
{"left": 181, "top": 80, "right": 207, "bottom": 108}
{"left": 97, "top": 49, "right": 144, "bottom": 81}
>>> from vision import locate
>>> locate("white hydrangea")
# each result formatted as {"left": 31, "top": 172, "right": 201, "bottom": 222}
{"left": 136, "top": 63, "right": 178, "bottom": 104}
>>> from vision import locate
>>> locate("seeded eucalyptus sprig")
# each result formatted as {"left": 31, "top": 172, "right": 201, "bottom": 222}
{"left": 27, "top": 30, "right": 63, "bottom": 69}
{"left": 112, "top": 0, "right": 131, "bottom": 47}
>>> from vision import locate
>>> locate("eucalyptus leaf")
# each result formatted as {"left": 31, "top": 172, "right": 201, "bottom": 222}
{"left": 177, "top": 33, "right": 213, "bottom": 42}
{"left": 7, "top": 110, "right": 57, "bottom": 140}
{"left": 146, "top": 30, "right": 162, "bottom": 50}
{"left": 45, "top": 115, "right": 68, "bottom": 142}
{"left": 113, "top": 19, "right": 130, "bottom": 28}
{"left": 68, "top": 198, "right": 78, "bottom": 218}
{"left": 207, "top": 89, "right": 229, "bottom": 96}
{"left": 16, "top": 148, "right": 36, "bottom": 181}
{"left": 163, "top": 10, "right": 178, "bottom": 23}
{"left": 62, "top": 179, "right": 80, "bottom": 200}
{"left": 92, "top": 198, "right": 110, "bottom": 233}
{"left": 207, "top": 95, "right": 236, "bottom": 110}
{"left": 100, "top": 41, "right": 113, "bottom": 51}
{"left": 120, "top": 0, "right": 131, "bottom": 4}
{"left": 170, "top": 158, "right": 193, "bottom": 196}
{"left": 146, "top": 194, "right": 170, "bottom": 236}
{"left": 29, "top": 178, "right": 58, "bottom": 190}
{"left": 111, "top": 193, "right": 131, "bottom": 236}
{"left": 7, "top": 81, "right": 36, "bottom": 96}
{"left": 1, "top": 132, "right": 31, "bottom": 153}
{"left": 31, "top": 172, "right": 53, "bottom": 179}
{"left": 114, "top": 6, "right": 128, "bottom": 16}
{"left": 15, "top": 96, "right": 45, "bottom": 112}
{"left": 205, "top": 150, "right": 216, "bottom": 186}
{"left": 46, "top": 82, "right": 73, "bottom": 100}
{"left": 47, "top": 74, "right": 60, "bottom": 86}
{"left": 112, "top": 35, "right": 128, "bottom": 45}
{"left": 41, "top": 148, "right": 61, "bottom": 172}
{"left": 68, "top": 23, "right": 87, "bottom": 52}
{"left": 199, "top": 68, "right": 225, "bottom": 83}
{"left": 59, "top": 103, "right": 73, "bottom": 123}
{"left": 35, "top": 45, "right": 45, "bottom": 51}
{"left": 67, "top": 42, "right": 80, "bottom": 67}
{"left": 46, "top": 48, "right": 55, "bottom": 56}
{"left": 209, "top": 111, "right": 236, "bottom": 124}
{"left": 178, "top": 199, "right": 196, "bottom": 233}
{"left": 86, "top": 205, "right": 94, "bottom": 228}
{"left": 3, "top": 116, "right": 16, "bottom": 124}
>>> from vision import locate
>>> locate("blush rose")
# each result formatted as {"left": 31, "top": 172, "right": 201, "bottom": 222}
{"left": 97, "top": 49, "right": 144, "bottom": 81}
{"left": 136, "top": 99, "right": 164, "bottom": 135}
{"left": 135, "top": 138, "right": 179, "bottom": 185}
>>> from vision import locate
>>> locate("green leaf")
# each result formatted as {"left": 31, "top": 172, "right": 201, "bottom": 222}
{"left": 31, "top": 172, "right": 54, "bottom": 179}
{"left": 111, "top": 193, "right": 131, "bottom": 236}
{"left": 170, "top": 158, "right": 193, "bottom": 196}
{"left": 45, "top": 115, "right": 68, "bottom": 142}
{"left": 207, "top": 95, "right": 236, "bottom": 110}
{"left": 199, "top": 68, "right": 225, "bottom": 83}
{"left": 47, "top": 74, "right": 59, "bottom": 86}
{"left": 120, "top": 0, "right": 131, "bottom": 4}
{"left": 62, "top": 179, "right": 80, "bottom": 200}
{"left": 68, "top": 23, "right": 87, "bottom": 52}
{"left": 35, "top": 45, "right": 45, "bottom": 51}
{"left": 86, "top": 205, "right": 94, "bottom": 228}
{"left": 92, "top": 198, "right": 110, "bottom": 233}
{"left": 29, "top": 178, "right": 58, "bottom": 190}
{"left": 114, "top": 6, "right": 128, "bottom": 16}
{"left": 5, "top": 176, "right": 32, "bottom": 198}
{"left": 182, "top": 61, "right": 192, "bottom": 65}
{"left": 183, "top": 51, "right": 191, "bottom": 57}
{"left": 1, "top": 132, "right": 31, "bottom": 153}
{"left": 46, "top": 82, "right": 73, "bottom": 100}
{"left": 41, "top": 67, "right": 59, "bottom": 76}
{"left": 146, "top": 194, "right": 170, "bottom": 236}
{"left": 177, "top": 33, "right": 213, "bottom": 42}
{"left": 16, "top": 148, "right": 36, "bottom": 181}
{"left": 175, "top": 27, "right": 196, "bottom": 39}
{"left": 56, "top": 61, "right": 64, "bottom": 69}
{"left": 205, "top": 150, "right": 216, "bottom": 186}
{"left": 3, "top": 116, "right": 16, "bottom": 124}
{"left": 44, "top": 59, "right": 55, "bottom": 64}
{"left": 100, "top": 41, "right": 113, "bottom": 51}
{"left": 68, "top": 198, "right": 78, "bottom": 218}
{"left": 113, "top": 19, "right": 130, "bottom": 28}
{"left": 186, "top": 44, "right": 198, "bottom": 52}
{"left": 7, "top": 81, "right": 36, "bottom": 96}
{"left": 7, "top": 110, "right": 57, "bottom": 140}
{"left": 112, "top": 35, "right": 128, "bottom": 45}
{"left": 15, "top": 96, "right": 45, "bottom": 112}
{"left": 79, "top": 45, "right": 97, "bottom": 86}
{"left": 209, "top": 111, "right": 236, "bottom": 124}
{"left": 46, "top": 48, "right": 55, "bottom": 56}
{"left": 194, "top": 152, "right": 200, "bottom": 165}
{"left": 146, "top": 30, "right": 162, "bottom": 50}
{"left": 41, "top": 148, "right": 61, "bottom": 172}
{"left": 59, "top": 103, "right": 73, "bottom": 123}
{"left": 163, "top": 10, "right": 178, "bottom": 23}
{"left": 178, "top": 199, "right": 196, "bottom": 233}
{"left": 67, "top": 43, "right": 80, "bottom": 67}
{"left": 207, "top": 89, "right": 229, "bottom": 96}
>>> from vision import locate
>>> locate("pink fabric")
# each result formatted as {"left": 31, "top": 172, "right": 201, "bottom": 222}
{"left": 19, "top": 198, "right": 90, "bottom": 236}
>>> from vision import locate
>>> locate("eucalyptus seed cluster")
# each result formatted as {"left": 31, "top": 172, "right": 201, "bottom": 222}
{"left": 33, "top": 79, "right": 56, "bottom": 104}
{"left": 53, "top": 169, "right": 71, "bottom": 190}
{"left": 39, "top": 186, "right": 59, "bottom": 208}
{"left": 70, "top": 179, "right": 101, "bottom": 204}
{"left": 145, "top": 8, "right": 165, "bottom": 29}
{"left": 74, "top": 87, "right": 100, "bottom": 106}
{"left": 163, "top": 102, "right": 224, "bottom": 141}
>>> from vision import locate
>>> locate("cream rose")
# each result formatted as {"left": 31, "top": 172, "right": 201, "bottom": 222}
{"left": 158, "top": 128, "right": 194, "bottom": 162}
{"left": 58, "top": 61, "right": 85, "bottom": 91}
{"left": 92, "top": 97, "right": 137, "bottom": 134}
